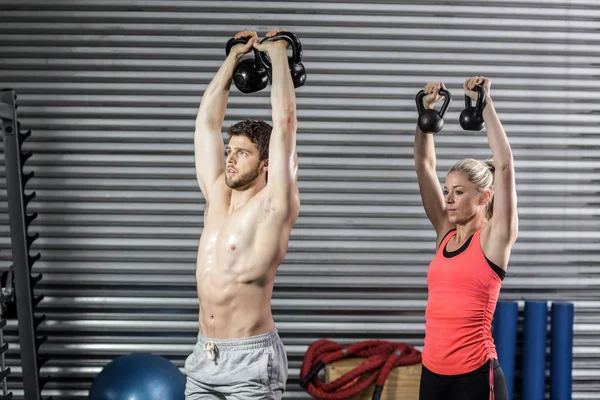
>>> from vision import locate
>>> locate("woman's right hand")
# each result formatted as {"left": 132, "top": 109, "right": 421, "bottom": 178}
{"left": 464, "top": 76, "right": 492, "bottom": 103}
{"left": 422, "top": 82, "right": 447, "bottom": 110}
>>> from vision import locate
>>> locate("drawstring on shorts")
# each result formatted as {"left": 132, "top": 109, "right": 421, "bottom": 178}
{"left": 204, "top": 341, "right": 217, "bottom": 361}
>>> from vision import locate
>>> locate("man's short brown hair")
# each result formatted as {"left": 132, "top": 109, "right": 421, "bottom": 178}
{"left": 227, "top": 119, "right": 272, "bottom": 161}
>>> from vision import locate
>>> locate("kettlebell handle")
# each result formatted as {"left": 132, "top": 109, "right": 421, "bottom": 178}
{"left": 464, "top": 85, "right": 486, "bottom": 115}
{"left": 415, "top": 89, "right": 452, "bottom": 117}
{"left": 256, "top": 31, "right": 302, "bottom": 70}
{"left": 226, "top": 37, "right": 248, "bottom": 56}
{"left": 225, "top": 36, "right": 263, "bottom": 65}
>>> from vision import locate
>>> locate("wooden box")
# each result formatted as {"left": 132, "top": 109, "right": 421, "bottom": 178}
{"left": 325, "top": 358, "right": 422, "bottom": 400}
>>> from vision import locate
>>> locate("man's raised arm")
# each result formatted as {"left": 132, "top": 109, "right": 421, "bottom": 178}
{"left": 253, "top": 30, "right": 299, "bottom": 205}
{"left": 195, "top": 31, "right": 258, "bottom": 200}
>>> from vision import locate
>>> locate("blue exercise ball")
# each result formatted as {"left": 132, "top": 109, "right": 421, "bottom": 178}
{"left": 88, "top": 353, "right": 186, "bottom": 400}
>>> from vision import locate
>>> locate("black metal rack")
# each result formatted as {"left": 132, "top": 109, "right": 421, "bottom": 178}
{"left": 0, "top": 265, "right": 13, "bottom": 400}
{"left": 1, "top": 89, "right": 50, "bottom": 400}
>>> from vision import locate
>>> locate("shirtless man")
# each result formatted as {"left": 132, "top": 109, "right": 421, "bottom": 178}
{"left": 184, "top": 29, "right": 300, "bottom": 399}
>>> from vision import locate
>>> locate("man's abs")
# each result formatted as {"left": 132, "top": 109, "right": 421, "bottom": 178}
{"left": 194, "top": 196, "right": 286, "bottom": 339}
{"left": 195, "top": 235, "right": 278, "bottom": 339}
{"left": 197, "top": 279, "right": 275, "bottom": 339}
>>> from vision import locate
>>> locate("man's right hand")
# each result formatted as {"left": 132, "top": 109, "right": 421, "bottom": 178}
{"left": 422, "top": 81, "right": 447, "bottom": 110}
{"left": 229, "top": 31, "right": 259, "bottom": 58}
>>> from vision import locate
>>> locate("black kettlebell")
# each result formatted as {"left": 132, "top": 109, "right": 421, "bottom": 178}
{"left": 256, "top": 31, "right": 306, "bottom": 89}
{"left": 459, "top": 85, "right": 486, "bottom": 131}
{"left": 415, "top": 89, "right": 452, "bottom": 134}
{"left": 225, "top": 36, "right": 268, "bottom": 94}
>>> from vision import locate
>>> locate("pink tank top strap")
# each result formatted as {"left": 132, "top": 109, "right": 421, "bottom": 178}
{"left": 437, "top": 229, "right": 456, "bottom": 252}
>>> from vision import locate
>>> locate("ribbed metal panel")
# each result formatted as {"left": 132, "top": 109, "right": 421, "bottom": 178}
{"left": 0, "top": 0, "right": 599, "bottom": 398}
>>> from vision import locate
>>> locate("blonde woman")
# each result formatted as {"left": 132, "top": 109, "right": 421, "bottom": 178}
{"left": 414, "top": 77, "right": 518, "bottom": 400}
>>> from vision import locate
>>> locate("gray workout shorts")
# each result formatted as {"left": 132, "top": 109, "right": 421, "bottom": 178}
{"left": 184, "top": 328, "right": 288, "bottom": 399}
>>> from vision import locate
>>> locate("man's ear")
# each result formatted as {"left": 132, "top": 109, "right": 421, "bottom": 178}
{"left": 261, "top": 158, "right": 269, "bottom": 173}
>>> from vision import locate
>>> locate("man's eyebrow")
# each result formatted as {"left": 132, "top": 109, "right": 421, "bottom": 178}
{"left": 226, "top": 146, "right": 251, "bottom": 152}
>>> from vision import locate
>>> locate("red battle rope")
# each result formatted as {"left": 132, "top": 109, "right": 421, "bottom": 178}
{"left": 299, "top": 339, "right": 422, "bottom": 400}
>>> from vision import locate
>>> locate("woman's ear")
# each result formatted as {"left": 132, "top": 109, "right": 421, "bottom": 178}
{"left": 479, "top": 189, "right": 492, "bottom": 206}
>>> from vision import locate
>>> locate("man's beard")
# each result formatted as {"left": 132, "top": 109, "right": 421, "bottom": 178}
{"left": 225, "top": 164, "right": 261, "bottom": 189}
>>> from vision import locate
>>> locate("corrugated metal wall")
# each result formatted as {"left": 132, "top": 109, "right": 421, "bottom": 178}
{"left": 0, "top": 0, "right": 599, "bottom": 398}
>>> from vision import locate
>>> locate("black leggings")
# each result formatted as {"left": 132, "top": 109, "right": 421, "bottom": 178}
{"left": 419, "top": 359, "right": 509, "bottom": 400}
